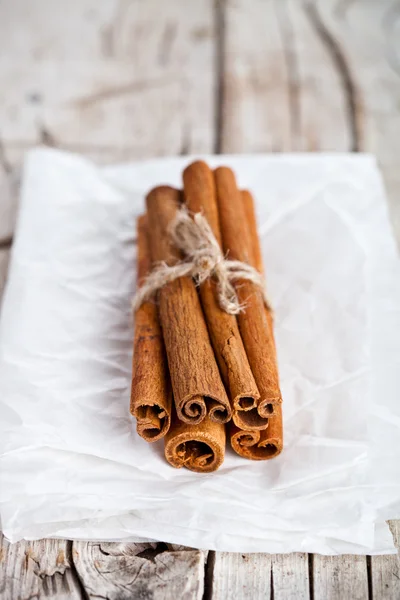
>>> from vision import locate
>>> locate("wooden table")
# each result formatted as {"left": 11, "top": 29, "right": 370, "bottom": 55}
{"left": 1, "top": 1, "right": 399, "bottom": 598}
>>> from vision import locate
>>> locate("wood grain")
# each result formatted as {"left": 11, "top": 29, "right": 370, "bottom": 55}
{"left": 312, "top": 0, "right": 400, "bottom": 237}
{"left": 371, "top": 522, "right": 400, "bottom": 600}
{"left": 221, "top": 0, "right": 292, "bottom": 152}
{"left": 73, "top": 541, "right": 205, "bottom": 600}
{"left": 221, "top": 0, "right": 360, "bottom": 153}
{"left": 212, "top": 553, "right": 272, "bottom": 599}
{"left": 0, "top": 534, "right": 82, "bottom": 600}
{"left": 271, "top": 553, "right": 310, "bottom": 600}
{"left": 211, "top": 553, "right": 310, "bottom": 600}
{"left": 372, "top": 553, "right": 400, "bottom": 600}
{"left": 312, "top": 554, "right": 369, "bottom": 600}
{"left": 0, "top": 0, "right": 215, "bottom": 157}
{"left": 0, "top": 535, "right": 206, "bottom": 600}
{"left": 222, "top": 0, "right": 400, "bottom": 242}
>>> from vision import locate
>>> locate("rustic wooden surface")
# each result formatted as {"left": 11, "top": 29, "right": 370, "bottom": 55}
{"left": 0, "top": 0, "right": 400, "bottom": 598}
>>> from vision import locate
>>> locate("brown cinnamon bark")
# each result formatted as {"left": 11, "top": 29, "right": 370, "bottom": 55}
{"left": 230, "top": 189, "right": 283, "bottom": 460}
{"left": 241, "top": 190, "right": 264, "bottom": 279}
{"left": 146, "top": 185, "right": 231, "bottom": 425}
{"left": 214, "top": 168, "right": 282, "bottom": 419}
{"left": 241, "top": 190, "right": 276, "bottom": 349}
{"left": 230, "top": 422, "right": 282, "bottom": 460}
{"left": 183, "top": 161, "right": 266, "bottom": 431}
{"left": 130, "top": 215, "right": 172, "bottom": 441}
{"left": 165, "top": 406, "right": 225, "bottom": 472}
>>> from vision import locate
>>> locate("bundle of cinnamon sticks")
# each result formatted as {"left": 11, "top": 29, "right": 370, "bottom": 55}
{"left": 130, "top": 161, "right": 282, "bottom": 473}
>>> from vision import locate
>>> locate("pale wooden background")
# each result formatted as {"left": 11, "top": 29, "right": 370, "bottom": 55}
{"left": 1, "top": 1, "right": 400, "bottom": 598}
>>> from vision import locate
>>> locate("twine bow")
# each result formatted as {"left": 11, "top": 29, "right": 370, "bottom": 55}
{"left": 132, "top": 207, "right": 270, "bottom": 315}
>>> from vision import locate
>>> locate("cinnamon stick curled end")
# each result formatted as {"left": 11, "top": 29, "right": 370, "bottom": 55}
{"left": 180, "top": 393, "right": 231, "bottom": 425}
{"left": 258, "top": 397, "right": 280, "bottom": 418}
{"left": 131, "top": 302, "right": 172, "bottom": 441}
{"left": 165, "top": 416, "right": 226, "bottom": 473}
{"left": 230, "top": 423, "right": 282, "bottom": 461}
{"left": 232, "top": 407, "right": 269, "bottom": 431}
{"left": 135, "top": 404, "right": 171, "bottom": 442}
{"left": 130, "top": 215, "right": 172, "bottom": 443}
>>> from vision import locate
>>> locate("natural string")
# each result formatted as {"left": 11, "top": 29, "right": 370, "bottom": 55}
{"left": 132, "top": 207, "right": 271, "bottom": 316}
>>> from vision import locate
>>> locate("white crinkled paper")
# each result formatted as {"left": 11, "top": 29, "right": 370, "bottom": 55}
{"left": 1, "top": 149, "right": 400, "bottom": 553}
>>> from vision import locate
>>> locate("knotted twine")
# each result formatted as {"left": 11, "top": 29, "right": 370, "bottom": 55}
{"left": 132, "top": 207, "right": 271, "bottom": 316}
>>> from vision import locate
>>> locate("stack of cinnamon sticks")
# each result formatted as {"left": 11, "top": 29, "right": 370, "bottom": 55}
{"left": 130, "top": 161, "right": 282, "bottom": 473}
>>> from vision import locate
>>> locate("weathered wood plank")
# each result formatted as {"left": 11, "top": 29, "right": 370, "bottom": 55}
{"left": 371, "top": 521, "right": 400, "bottom": 600}
{"left": 0, "top": 534, "right": 207, "bottom": 600}
{"left": 0, "top": 533, "right": 82, "bottom": 600}
{"left": 222, "top": 0, "right": 400, "bottom": 240}
{"left": 210, "top": 552, "right": 310, "bottom": 600}
{"left": 272, "top": 553, "right": 310, "bottom": 600}
{"left": 0, "top": 0, "right": 216, "bottom": 157}
{"left": 222, "top": 0, "right": 291, "bottom": 152}
{"left": 221, "top": 0, "right": 349, "bottom": 153}
{"left": 310, "top": 0, "right": 400, "bottom": 238}
{"left": 211, "top": 553, "right": 272, "bottom": 600}
{"left": 371, "top": 554, "right": 400, "bottom": 600}
{"left": 312, "top": 554, "right": 369, "bottom": 600}
{"left": 72, "top": 541, "right": 205, "bottom": 600}
{"left": 222, "top": 0, "right": 400, "bottom": 157}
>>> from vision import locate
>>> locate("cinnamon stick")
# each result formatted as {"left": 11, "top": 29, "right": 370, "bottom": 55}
{"left": 183, "top": 161, "right": 267, "bottom": 430}
{"left": 165, "top": 406, "right": 225, "bottom": 472}
{"left": 241, "top": 191, "right": 264, "bottom": 279}
{"left": 241, "top": 190, "right": 275, "bottom": 347}
{"left": 214, "top": 168, "right": 282, "bottom": 419}
{"left": 229, "top": 190, "right": 283, "bottom": 460}
{"left": 130, "top": 215, "right": 172, "bottom": 441}
{"left": 230, "top": 422, "right": 282, "bottom": 460}
{"left": 146, "top": 185, "right": 231, "bottom": 425}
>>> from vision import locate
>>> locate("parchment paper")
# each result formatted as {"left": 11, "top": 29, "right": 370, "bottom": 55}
{"left": 1, "top": 149, "right": 399, "bottom": 553}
